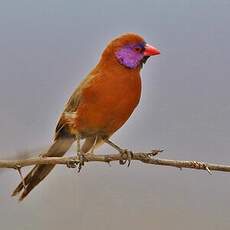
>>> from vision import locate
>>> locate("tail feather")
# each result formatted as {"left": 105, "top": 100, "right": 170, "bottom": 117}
{"left": 12, "top": 138, "right": 75, "bottom": 201}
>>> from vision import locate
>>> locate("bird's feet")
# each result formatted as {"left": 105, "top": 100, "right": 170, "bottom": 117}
{"left": 119, "top": 149, "right": 133, "bottom": 167}
{"left": 66, "top": 158, "right": 79, "bottom": 168}
{"left": 66, "top": 154, "right": 86, "bottom": 172}
{"left": 77, "top": 153, "right": 86, "bottom": 173}
{"left": 103, "top": 138, "right": 134, "bottom": 167}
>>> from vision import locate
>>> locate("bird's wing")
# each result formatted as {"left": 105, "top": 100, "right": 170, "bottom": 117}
{"left": 54, "top": 73, "right": 96, "bottom": 139}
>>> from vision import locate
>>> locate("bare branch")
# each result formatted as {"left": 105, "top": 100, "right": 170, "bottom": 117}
{"left": 0, "top": 150, "right": 230, "bottom": 173}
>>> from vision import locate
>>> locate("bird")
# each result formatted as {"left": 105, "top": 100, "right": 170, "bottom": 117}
{"left": 12, "top": 33, "right": 160, "bottom": 201}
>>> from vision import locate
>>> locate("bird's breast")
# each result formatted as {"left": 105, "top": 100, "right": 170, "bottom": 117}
{"left": 75, "top": 71, "right": 141, "bottom": 136}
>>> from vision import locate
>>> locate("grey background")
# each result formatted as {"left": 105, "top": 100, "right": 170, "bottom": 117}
{"left": 0, "top": 0, "right": 230, "bottom": 229}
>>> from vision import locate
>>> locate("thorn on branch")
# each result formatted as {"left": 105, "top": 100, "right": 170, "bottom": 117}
{"left": 191, "top": 161, "right": 212, "bottom": 175}
{"left": 205, "top": 165, "right": 212, "bottom": 175}
{"left": 147, "top": 149, "right": 164, "bottom": 158}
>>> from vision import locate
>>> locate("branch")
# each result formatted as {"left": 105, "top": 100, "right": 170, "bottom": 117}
{"left": 1, "top": 150, "right": 230, "bottom": 174}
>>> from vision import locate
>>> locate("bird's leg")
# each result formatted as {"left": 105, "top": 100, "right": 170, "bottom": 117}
{"left": 103, "top": 138, "right": 133, "bottom": 166}
{"left": 65, "top": 135, "right": 84, "bottom": 171}
{"left": 76, "top": 135, "right": 86, "bottom": 173}
{"left": 66, "top": 135, "right": 82, "bottom": 169}
{"left": 77, "top": 135, "right": 81, "bottom": 155}
{"left": 90, "top": 136, "right": 98, "bottom": 155}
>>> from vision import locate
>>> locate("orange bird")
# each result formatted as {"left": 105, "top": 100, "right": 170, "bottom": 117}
{"left": 12, "top": 33, "right": 160, "bottom": 201}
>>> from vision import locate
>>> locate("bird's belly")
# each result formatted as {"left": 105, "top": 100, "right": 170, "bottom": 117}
{"left": 75, "top": 75, "right": 141, "bottom": 137}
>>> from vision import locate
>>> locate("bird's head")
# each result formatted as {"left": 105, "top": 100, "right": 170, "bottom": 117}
{"left": 101, "top": 33, "right": 160, "bottom": 70}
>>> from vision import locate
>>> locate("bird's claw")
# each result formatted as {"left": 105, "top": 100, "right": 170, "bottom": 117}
{"left": 66, "top": 154, "right": 86, "bottom": 172}
{"left": 77, "top": 154, "right": 86, "bottom": 173}
{"left": 119, "top": 149, "right": 133, "bottom": 167}
{"left": 66, "top": 159, "right": 79, "bottom": 168}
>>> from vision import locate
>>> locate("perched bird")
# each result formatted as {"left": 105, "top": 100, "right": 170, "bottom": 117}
{"left": 12, "top": 33, "right": 160, "bottom": 201}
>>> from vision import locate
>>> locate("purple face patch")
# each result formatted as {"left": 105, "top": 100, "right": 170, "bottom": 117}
{"left": 115, "top": 44, "right": 144, "bottom": 69}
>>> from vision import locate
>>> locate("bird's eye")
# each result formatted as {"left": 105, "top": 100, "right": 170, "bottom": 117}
{"left": 134, "top": 47, "right": 142, "bottom": 52}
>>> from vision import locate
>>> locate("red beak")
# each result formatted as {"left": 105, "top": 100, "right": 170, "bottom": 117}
{"left": 144, "top": 44, "right": 160, "bottom": 56}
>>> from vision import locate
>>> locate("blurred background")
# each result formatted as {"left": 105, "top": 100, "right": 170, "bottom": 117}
{"left": 0, "top": 0, "right": 230, "bottom": 229}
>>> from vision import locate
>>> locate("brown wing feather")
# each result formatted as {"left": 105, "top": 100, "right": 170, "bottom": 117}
{"left": 55, "top": 72, "right": 97, "bottom": 139}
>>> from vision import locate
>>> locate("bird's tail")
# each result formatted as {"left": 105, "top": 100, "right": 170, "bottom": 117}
{"left": 11, "top": 137, "right": 75, "bottom": 201}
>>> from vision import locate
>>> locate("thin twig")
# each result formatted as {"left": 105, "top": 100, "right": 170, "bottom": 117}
{"left": 0, "top": 151, "right": 230, "bottom": 173}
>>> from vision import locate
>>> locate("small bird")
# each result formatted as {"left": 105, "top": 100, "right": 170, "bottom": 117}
{"left": 12, "top": 33, "right": 160, "bottom": 201}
